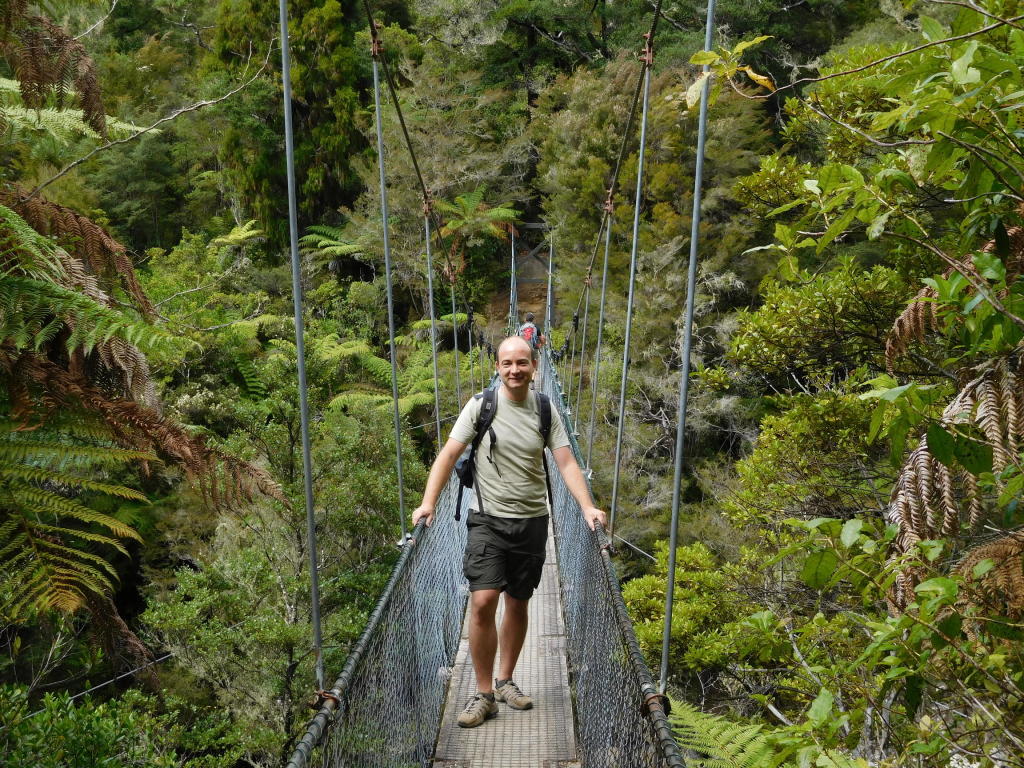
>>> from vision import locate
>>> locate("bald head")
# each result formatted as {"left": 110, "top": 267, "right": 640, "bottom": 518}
{"left": 498, "top": 335, "right": 535, "bottom": 362}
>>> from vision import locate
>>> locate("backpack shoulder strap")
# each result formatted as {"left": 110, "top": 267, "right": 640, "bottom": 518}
{"left": 536, "top": 392, "right": 554, "bottom": 510}
{"left": 456, "top": 388, "right": 497, "bottom": 521}
{"left": 536, "top": 392, "right": 552, "bottom": 444}
{"left": 473, "top": 387, "right": 498, "bottom": 449}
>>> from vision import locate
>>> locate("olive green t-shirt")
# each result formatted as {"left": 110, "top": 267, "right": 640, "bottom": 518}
{"left": 450, "top": 388, "right": 571, "bottom": 518}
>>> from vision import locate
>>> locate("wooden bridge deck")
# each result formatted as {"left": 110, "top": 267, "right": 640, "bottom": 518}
{"left": 433, "top": 526, "right": 579, "bottom": 767}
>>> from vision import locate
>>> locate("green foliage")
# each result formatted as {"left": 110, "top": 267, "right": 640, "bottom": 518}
{"left": 0, "top": 684, "right": 244, "bottom": 768}
{"left": 729, "top": 262, "right": 911, "bottom": 383}
{"left": 725, "top": 393, "right": 885, "bottom": 526}
{"left": 0, "top": 419, "right": 150, "bottom": 620}
{"left": 669, "top": 702, "right": 793, "bottom": 768}
{"left": 0, "top": 274, "right": 170, "bottom": 356}
{"left": 623, "top": 542, "right": 761, "bottom": 672}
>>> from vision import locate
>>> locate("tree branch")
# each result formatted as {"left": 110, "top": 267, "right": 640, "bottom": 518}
{"left": 926, "top": 0, "right": 1024, "bottom": 31}
{"left": 26, "top": 42, "right": 273, "bottom": 200}
{"left": 75, "top": 0, "right": 120, "bottom": 40}
{"left": 801, "top": 98, "right": 935, "bottom": 147}
{"left": 763, "top": 15, "right": 1024, "bottom": 97}
{"left": 888, "top": 231, "right": 1024, "bottom": 332}
{"left": 936, "top": 130, "right": 1024, "bottom": 198}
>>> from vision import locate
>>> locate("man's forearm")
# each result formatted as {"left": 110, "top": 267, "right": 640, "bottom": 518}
{"left": 420, "top": 445, "right": 460, "bottom": 509}
{"left": 563, "top": 463, "right": 595, "bottom": 511}
{"left": 553, "top": 446, "right": 596, "bottom": 510}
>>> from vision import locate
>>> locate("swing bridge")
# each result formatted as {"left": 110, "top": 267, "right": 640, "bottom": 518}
{"left": 275, "top": 0, "right": 718, "bottom": 763}
{"left": 286, "top": 358, "right": 683, "bottom": 768}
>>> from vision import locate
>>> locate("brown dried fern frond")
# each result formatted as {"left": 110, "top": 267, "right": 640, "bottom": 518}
{"left": 84, "top": 592, "right": 153, "bottom": 678}
{"left": 2, "top": 187, "right": 154, "bottom": 318}
{"left": 885, "top": 227, "right": 1024, "bottom": 370}
{"left": 955, "top": 534, "right": 1024, "bottom": 639}
{"left": 1, "top": 1, "right": 30, "bottom": 34}
{"left": 2, "top": 346, "right": 286, "bottom": 509}
{"left": 5, "top": 15, "right": 106, "bottom": 135}
{"left": 888, "top": 358, "right": 1024, "bottom": 609}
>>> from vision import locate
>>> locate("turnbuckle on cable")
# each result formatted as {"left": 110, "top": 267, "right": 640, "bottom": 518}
{"left": 369, "top": 21, "right": 383, "bottom": 58}
{"left": 640, "top": 31, "right": 654, "bottom": 66}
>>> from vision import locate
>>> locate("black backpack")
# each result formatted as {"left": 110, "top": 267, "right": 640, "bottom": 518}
{"left": 454, "top": 388, "right": 553, "bottom": 521}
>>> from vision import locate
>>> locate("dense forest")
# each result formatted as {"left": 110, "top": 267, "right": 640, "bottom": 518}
{"left": 3, "top": 0, "right": 1024, "bottom": 765}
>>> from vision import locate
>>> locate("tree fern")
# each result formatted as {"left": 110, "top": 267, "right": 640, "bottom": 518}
{"left": 210, "top": 219, "right": 264, "bottom": 250}
{"left": 0, "top": 275, "right": 172, "bottom": 357}
{"left": 0, "top": 420, "right": 150, "bottom": 621}
{"left": 316, "top": 334, "right": 393, "bottom": 388}
{"left": 299, "top": 224, "right": 364, "bottom": 272}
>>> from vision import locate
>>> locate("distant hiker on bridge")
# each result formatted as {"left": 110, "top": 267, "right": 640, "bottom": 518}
{"left": 517, "top": 312, "right": 545, "bottom": 349}
{"left": 412, "top": 336, "right": 606, "bottom": 728}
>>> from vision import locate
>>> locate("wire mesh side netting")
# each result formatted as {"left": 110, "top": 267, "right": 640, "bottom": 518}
{"left": 540, "top": 353, "right": 686, "bottom": 768}
{"left": 287, "top": 476, "right": 467, "bottom": 768}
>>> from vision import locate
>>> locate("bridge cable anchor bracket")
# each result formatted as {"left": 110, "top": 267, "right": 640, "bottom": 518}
{"left": 640, "top": 31, "right": 654, "bottom": 66}
{"left": 644, "top": 690, "right": 672, "bottom": 716}
{"left": 369, "top": 21, "right": 384, "bottom": 58}
{"left": 310, "top": 689, "right": 342, "bottom": 715}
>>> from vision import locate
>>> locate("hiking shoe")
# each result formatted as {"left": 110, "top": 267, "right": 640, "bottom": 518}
{"left": 457, "top": 693, "right": 498, "bottom": 727}
{"left": 495, "top": 679, "right": 533, "bottom": 710}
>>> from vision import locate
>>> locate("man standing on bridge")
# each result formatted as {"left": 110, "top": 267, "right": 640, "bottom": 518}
{"left": 412, "top": 336, "right": 606, "bottom": 728}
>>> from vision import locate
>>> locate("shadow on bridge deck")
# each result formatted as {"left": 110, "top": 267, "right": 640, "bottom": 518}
{"left": 433, "top": 524, "right": 578, "bottom": 768}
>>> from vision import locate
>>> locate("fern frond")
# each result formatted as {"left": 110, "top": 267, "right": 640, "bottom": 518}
{"left": 2, "top": 482, "right": 142, "bottom": 540}
{"left": 0, "top": 275, "right": 171, "bottom": 358}
{"left": 885, "top": 226, "right": 1024, "bottom": 369}
{"left": 233, "top": 354, "right": 268, "bottom": 399}
{"left": 0, "top": 438, "right": 152, "bottom": 465}
{"left": 359, "top": 353, "right": 393, "bottom": 388}
{"left": 0, "top": 466, "right": 148, "bottom": 500}
{"left": 1, "top": 187, "right": 155, "bottom": 318}
{"left": 669, "top": 702, "right": 795, "bottom": 768}
{"left": 396, "top": 391, "right": 435, "bottom": 416}
{"left": 888, "top": 358, "right": 1024, "bottom": 608}
{"left": 7, "top": 15, "right": 106, "bottom": 134}
{"left": 329, "top": 392, "right": 389, "bottom": 411}
{"left": 210, "top": 219, "right": 264, "bottom": 250}
{"left": 0, "top": 203, "right": 64, "bottom": 280}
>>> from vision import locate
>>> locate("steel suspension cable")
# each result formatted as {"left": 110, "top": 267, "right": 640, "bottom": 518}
{"left": 450, "top": 282, "right": 462, "bottom": 405}
{"left": 545, "top": 235, "right": 554, "bottom": 342}
{"left": 609, "top": 40, "right": 655, "bottom": 539}
{"left": 371, "top": 45, "right": 407, "bottom": 537}
{"left": 586, "top": 215, "right": 613, "bottom": 470}
{"left": 361, "top": 3, "right": 449, "bottom": 256}
{"left": 566, "top": 310, "right": 579, "bottom": 422}
{"left": 566, "top": 0, "right": 663, "bottom": 327}
{"left": 661, "top": 0, "right": 716, "bottom": 695}
{"left": 423, "top": 214, "right": 443, "bottom": 441}
{"left": 509, "top": 229, "right": 518, "bottom": 335}
{"left": 277, "top": 0, "right": 324, "bottom": 688}
{"left": 574, "top": 279, "right": 592, "bottom": 431}
{"left": 467, "top": 303, "right": 477, "bottom": 393}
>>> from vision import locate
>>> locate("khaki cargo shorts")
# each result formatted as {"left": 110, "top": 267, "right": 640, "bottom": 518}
{"left": 463, "top": 512, "right": 548, "bottom": 600}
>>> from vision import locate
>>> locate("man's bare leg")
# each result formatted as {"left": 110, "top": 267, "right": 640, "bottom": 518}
{"left": 468, "top": 589, "right": 501, "bottom": 693}
{"left": 497, "top": 594, "right": 529, "bottom": 680}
